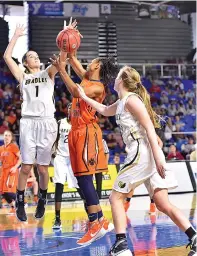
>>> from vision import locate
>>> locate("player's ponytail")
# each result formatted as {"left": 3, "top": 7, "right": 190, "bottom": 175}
{"left": 98, "top": 56, "right": 118, "bottom": 87}
{"left": 120, "top": 66, "right": 161, "bottom": 128}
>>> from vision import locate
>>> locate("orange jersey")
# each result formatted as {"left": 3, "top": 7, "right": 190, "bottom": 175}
{"left": 0, "top": 143, "right": 19, "bottom": 169}
{"left": 71, "top": 78, "right": 105, "bottom": 129}
{"left": 0, "top": 143, "right": 20, "bottom": 193}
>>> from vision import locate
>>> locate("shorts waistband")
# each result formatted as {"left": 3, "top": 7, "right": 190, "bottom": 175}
{"left": 21, "top": 116, "right": 55, "bottom": 120}
{"left": 71, "top": 122, "right": 98, "bottom": 131}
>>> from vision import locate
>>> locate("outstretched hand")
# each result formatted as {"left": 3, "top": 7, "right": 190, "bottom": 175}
{"left": 64, "top": 17, "right": 83, "bottom": 38}
{"left": 14, "top": 24, "right": 26, "bottom": 37}
{"left": 49, "top": 54, "right": 68, "bottom": 72}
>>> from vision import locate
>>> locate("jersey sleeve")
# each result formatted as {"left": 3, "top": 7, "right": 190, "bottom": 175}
{"left": 11, "top": 143, "right": 20, "bottom": 155}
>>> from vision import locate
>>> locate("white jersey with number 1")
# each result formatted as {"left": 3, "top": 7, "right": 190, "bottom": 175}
{"left": 21, "top": 69, "right": 55, "bottom": 117}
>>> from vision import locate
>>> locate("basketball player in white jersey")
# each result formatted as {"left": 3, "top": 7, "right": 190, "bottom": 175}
{"left": 52, "top": 104, "right": 79, "bottom": 229}
{"left": 76, "top": 66, "right": 197, "bottom": 256}
{"left": 3, "top": 24, "right": 62, "bottom": 222}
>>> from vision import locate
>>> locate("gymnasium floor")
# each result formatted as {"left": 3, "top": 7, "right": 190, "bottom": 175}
{"left": 0, "top": 193, "right": 196, "bottom": 256}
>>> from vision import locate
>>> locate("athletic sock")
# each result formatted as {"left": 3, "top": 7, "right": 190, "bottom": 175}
{"left": 88, "top": 212, "right": 98, "bottom": 223}
{"left": 16, "top": 189, "right": 25, "bottom": 204}
{"left": 185, "top": 226, "right": 196, "bottom": 240}
{"left": 126, "top": 198, "right": 131, "bottom": 203}
{"left": 39, "top": 188, "right": 47, "bottom": 200}
{"left": 55, "top": 210, "right": 60, "bottom": 220}
{"left": 116, "top": 233, "right": 126, "bottom": 241}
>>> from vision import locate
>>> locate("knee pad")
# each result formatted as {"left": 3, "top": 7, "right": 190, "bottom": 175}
{"left": 55, "top": 183, "right": 64, "bottom": 202}
{"left": 77, "top": 176, "right": 99, "bottom": 206}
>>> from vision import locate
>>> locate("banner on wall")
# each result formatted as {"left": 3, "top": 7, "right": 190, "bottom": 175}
{"left": 63, "top": 3, "right": 99, "bottom": 18}
{"left": 101, "top": 4, "right": 111, "bottom": 15}
{"left": 28, "top": 2, "right": 64, "bottom": 16}
{"left": 47, "top": 165, "right": 117, "bottom": 201}
{"left": 47, "top": 162, "right": 195, "bottom": 201}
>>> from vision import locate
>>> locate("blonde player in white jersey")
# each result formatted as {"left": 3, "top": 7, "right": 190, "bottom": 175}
{"left": 3, "top": 24, "right": 67, "bottom": 222}
{"left": 52, "top": 105, "right": 79, "bottom": 229}
{"left": 76, "top": 66, "right": 197, "bottom": 256}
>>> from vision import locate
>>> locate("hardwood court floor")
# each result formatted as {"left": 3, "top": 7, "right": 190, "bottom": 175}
{"left": 0, "top": 193, "right": 196, "bottom": 255}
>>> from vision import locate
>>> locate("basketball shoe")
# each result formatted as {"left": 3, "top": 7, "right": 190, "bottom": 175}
{"left": 109, "top": 238, "right": 133, "bottom": 256}
{"left": 34, "top": 198, "right": 46, "bottom": 219}
{"left": 187, "top": 234, "right": 197, "bottom": 256}
{"left": 149, "top": 203, "right": 156, "bottom": 214}
{"left": 16, "top": 201, "right": 27, "bottom": 222}
{"left": 52, "top": 218, "right": 62, "bottom": 229}
{"left": 77, "top": 220, "right": 102, "bottom": 245}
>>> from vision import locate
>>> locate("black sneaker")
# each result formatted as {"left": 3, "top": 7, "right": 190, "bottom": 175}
{"left": 109, "top": 238, "right": 133, "bottom": 256}
{"left": 16, "top": 202, "right": 27, "bottom": 222}
{"left": 52, "top": 218, "right": 62, "bottom": 229}
{"left": 187, "top": 234, "right": 197, "bottom": 256}
{"left": 34, "top": 198, "right": 46, "bottom": 219}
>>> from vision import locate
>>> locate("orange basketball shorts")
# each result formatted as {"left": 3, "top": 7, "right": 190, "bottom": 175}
{"left": 68, "top": 123, "right": 108, "bottom": 176}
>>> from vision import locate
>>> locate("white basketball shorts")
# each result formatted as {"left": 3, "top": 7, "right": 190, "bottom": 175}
{"left": 113, "top": 139, "right": 178, "bottom": 198}
{"left": 53, "top": 155, "right": 78, "bottom": 188}
{"left": 20, "top": 117, "right": 57, "bottom": 165}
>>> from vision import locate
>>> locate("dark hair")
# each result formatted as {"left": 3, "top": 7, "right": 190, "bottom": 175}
{"left": 98, "top": 56, "right": 118, "bottom": 87}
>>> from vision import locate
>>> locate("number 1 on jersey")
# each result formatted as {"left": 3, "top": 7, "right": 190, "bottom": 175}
{"left": 35, "top": 86, "right": 39, "bottom": 97}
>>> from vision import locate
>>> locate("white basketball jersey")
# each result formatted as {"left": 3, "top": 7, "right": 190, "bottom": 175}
{"left": 21, "top": 69, "right": 55, "bottom": 117}
{"left": 56, "top": 118, "right": 71, "bottom": 157}
{"left": 115, "top": 93, "right": 146, "bottom": 147}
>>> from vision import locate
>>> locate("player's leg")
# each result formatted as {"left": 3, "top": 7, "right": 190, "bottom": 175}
{"left": 149, "top": 198, "right": 156, "bottom": 214}
{"left": 16, "top": 118, "right": 35, "bottom": 222}
{"left": 153, "top": 189, "right": 196, "bottom": 256}
{"left": 32, "top": 180, "right": 38, "bottom": 203}
{"left": 53, "top": 183, "right": 64, "bottom": 229}
{"left": 36, "top": 119, "right": 57, "bottom": 219}
{"left": 145, "top": 172, "right": 196, "bottom": 256}
{"left": 109, "top": 189, "right": 133, "bottom": 256}
{"left": 124, "top": 190, "right": 134, "bottom": 213}
{"left": 52, "top": 155, "right": 67, "bottom": 229}
{"left": 3, "top": 192, "right": 16, "bottom": 214}
{"left": 95, "top": 172, "right": 102, "bottom": 199}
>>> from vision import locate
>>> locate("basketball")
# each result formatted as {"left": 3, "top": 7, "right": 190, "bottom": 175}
{"left": 56, "top": 28, "right": 81, "bottom": 53}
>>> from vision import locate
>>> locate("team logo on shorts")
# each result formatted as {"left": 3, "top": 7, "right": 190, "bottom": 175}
{"left": 118, "top": 181, "right": 126, "bottom": 188}
{"left": 89, "top": 158, "right": 95, "bottom": 166}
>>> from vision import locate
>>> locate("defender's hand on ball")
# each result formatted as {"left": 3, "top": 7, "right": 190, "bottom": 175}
{"left": 64, "top": 17, "right": 83, "bottom": 38}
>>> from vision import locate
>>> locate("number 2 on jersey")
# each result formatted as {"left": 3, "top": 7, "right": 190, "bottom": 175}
{"left": 64, "top": 135, "right": 68, "bottom": 143}
{"left": 35, "top": 86, "right": 39, "bottom": 97}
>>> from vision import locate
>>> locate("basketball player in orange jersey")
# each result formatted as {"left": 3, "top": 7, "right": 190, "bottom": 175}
{"left": 0, "top": 130, "right": 21, "bottom": 214}
{"left": 50, "top": 48, "right": 118, "bottom": 245}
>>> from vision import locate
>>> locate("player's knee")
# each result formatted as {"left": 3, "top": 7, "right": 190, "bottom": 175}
{"left": 155, "top": 202, "right": 171, "bottom": 214}
{"left": 37, "top": 165, "right": 48, "bottom": 176}
{"left": 109, "top": 190, "right": 124, "bottom": 205}
{"left": 21, "top": 164, "right": 32, "bottom": 175}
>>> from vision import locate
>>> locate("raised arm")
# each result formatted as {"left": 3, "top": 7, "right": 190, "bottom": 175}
{"left": 50, "top": 54, "right": 103, "bottom": 99}
{"left": 125, "top": 95, "right": 166, "bottom": 179}
{"left": 68, "top": 51, "right": 86, "bottom": 79}
{"left": 3, "top": 25, "right": 25, "bottom": 83}
{"left": 77, "top": 84, "right": 119, "bottom": 116}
